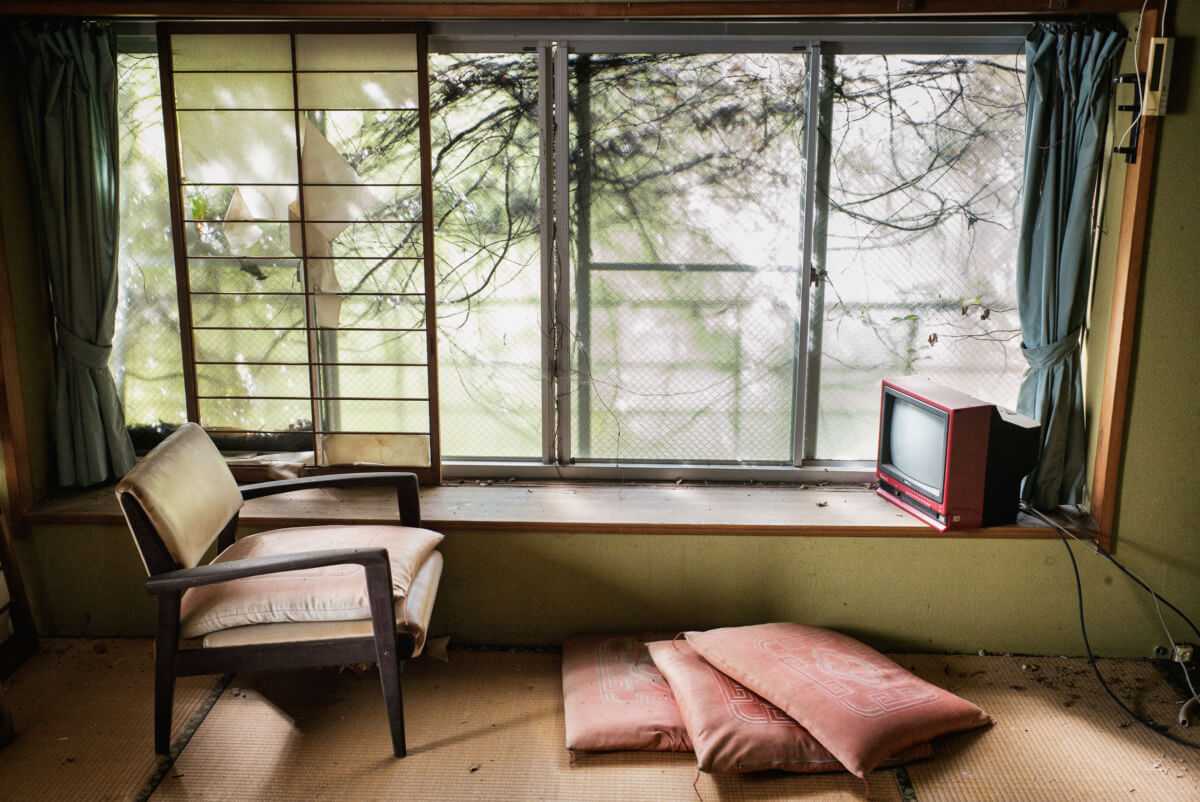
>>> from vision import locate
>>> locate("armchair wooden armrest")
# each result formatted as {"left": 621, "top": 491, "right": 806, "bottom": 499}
{"left": 146, "top": 547, "right": 392, "bottom": 594}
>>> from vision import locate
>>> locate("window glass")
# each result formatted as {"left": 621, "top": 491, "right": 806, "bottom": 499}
{"left": 163, "top": 30, "right": 435, "bottom": 467}
{"left": 570, "top": 52, "right": 809, "bottom": 463}
{"left": 114, "top": 53, "right": 186, "bottom": 443}
{"left": 431, "top": 53, "right": 544, "bottom": 459}
{"left": 115, "top": 37, "right": 1027, "bottom": 473}
{"left": 812, "top": 54, "right": 1026, "bottom": 460}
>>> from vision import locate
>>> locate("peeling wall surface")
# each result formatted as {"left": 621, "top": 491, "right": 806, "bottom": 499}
{"left": 1, "top": 5, "right": 1199, "bottom": 656}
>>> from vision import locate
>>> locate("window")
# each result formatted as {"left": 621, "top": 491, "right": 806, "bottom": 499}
{"left": 115, "top": 22, "right": 1028, "bottom": 481}
{"left": 115, "top": 50, "right": 186, "bottom": 443}
{"left": 117, "top": 24, "right": 440, "bottom": 479}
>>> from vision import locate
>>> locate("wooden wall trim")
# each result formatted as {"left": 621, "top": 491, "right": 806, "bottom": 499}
{"left": 0, "top": 217, "right": 34, "bottom": 524}
{"left": 1090, "top": 8, "right": 1160, "bottom": 543}
{"left": 0, "top": 0, "right": 1150, "bottom": 20}
{"left": 0, "top": 512, "right": 39, "bottom": 677}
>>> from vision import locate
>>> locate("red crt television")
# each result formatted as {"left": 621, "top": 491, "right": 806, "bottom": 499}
{"left": 876, "top": 376, "right": 1041, "bottom": 532}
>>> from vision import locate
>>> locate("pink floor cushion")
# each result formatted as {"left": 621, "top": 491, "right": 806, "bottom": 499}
{"left": 685, "top": 623, "right": 991, "bottom": 778}
{"left": 647, "top": 639, "right": 932, "bottom": 774}
{"left": 562, "top": 634, "right": 692, "bottom": 752}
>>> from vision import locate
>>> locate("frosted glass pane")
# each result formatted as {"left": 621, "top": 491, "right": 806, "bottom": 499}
{"left": 175, "top": 73, "right": 294, "bottom": 109}
{"left": 329, "top": 222, "right": 422, "bottom": 260}
{"left": 323, "top": 400, "right": 430, "bottom": 433}
{"left": 178, "top": 110, "right": 298, "bottom": 184}
{"left": 194, "top": 328, "right": 309, "bottom": 363}
{"left": 199, "top": 398, "right": 311, "bottom": 431}
{"left": 338, "top": 295, "right": 427, "bottom": 331}
{"left": 185, "top": 221, "right": 295, "bottom": 259}
{"left": 330, "top": 330, "right": 427, "bottom": 363}
{"left": 192, "top": 294, "right": 307, "bottom": 328}
{"left": 319, "top": 433, "right": 431, "bottom": 468}
{"left": 172, "top": 34, "right": 292, "bottom": 71}
{"left": 304, "top": 185, "right": 421, "bottom": 222}
{"left": 197, "top": 363, "right": 311, "bottom": 398}
{"left": 302, "top": 185, "right": 381, "bottom": 221}
{"left": 188, "top": 259, "right": 303, "bottom": 293}
{"left": 297, "top": 73, "right": 419, "bottom": 110}
{"left": 308, "top": 258, "right": 423, "bottom": 293}
{"left": 294, "top": 34, "right": 417, "bottom": 71}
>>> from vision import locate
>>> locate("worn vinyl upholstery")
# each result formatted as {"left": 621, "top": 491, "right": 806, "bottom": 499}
{"left": 200, "top": 550, "right": 443, "bottom": 655}
{"left": 179, "top": 526, "right": 442, "bottom": 640}
{"left": 115, "top": 422, "right": 243, "bottom": 570}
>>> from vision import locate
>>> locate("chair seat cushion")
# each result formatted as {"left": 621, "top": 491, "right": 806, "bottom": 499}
{"left": 199, "top": 551, "right": 442, "bottom": 655}
{"left": 178, "top": 524, "right": 443, "bottom": 640}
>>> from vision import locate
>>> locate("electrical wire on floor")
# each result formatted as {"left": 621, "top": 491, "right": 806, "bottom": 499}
{"left": 1021, "top": 502, "right": 1200, "bottom": 751}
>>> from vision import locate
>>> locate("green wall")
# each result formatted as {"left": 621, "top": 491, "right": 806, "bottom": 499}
{"left": 4, "top": 522, "right": 1169, "bottom": 656}
{"left": 2, "top": 10, "right": 1199, "bottom": 657}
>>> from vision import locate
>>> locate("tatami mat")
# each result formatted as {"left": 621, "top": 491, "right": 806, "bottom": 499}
{"left": 0, "top": 639, "right": 220, "bottom": 802}
{"left": 901, "top": 654, "right": 1199, "bottom": 802}
{"left": 151, "top": 650, "right": 901, "bottom": 801}
{"left": 3, "top": 642, "right": 1200, "bottom": 801}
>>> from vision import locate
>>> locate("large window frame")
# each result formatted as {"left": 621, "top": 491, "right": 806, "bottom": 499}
{"left": 429, "top": 20, "right": 1033, "bottom": 484}
{"left": 0, "top": 4, "right": 1156, "bottom": 553}
{"left": 155, "top": 21, "right": 442, "bottom": 483}
{"left": 113, "top": 18, "right": 1033, "bottom": 485}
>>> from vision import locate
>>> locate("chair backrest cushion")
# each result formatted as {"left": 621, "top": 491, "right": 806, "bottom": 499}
{"left": 115, "top": 422, "right": 244, "bottom": 571}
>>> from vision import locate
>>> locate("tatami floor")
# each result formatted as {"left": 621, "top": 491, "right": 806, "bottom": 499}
{"left": 1, "top": 639, "right": 1198, "bottom": 801}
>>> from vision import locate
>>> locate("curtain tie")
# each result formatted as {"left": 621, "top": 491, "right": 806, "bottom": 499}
{"left": 56, "top": 323, "right": 111, "bottom": 370}
{"left": 1021, "top": 327, "right": 1080, "bottom": 369}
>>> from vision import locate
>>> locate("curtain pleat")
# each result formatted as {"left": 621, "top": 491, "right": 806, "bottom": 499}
{"left": 10, "top": 22, "right": 136, "bottom": 487}
{"left": 1016, "top": 24, "right": 1124, "bottom": 508}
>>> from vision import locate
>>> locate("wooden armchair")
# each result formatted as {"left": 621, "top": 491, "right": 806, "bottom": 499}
{"left": 115, "top": 423, "right": 443, "bottom": 757}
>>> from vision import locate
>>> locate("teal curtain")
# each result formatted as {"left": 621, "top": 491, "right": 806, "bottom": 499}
{"left": 1017, "top": 24, "right": 1124, "bottom": 508}
{"left": 10, "top": 22, "right": 136, "bottom": 487}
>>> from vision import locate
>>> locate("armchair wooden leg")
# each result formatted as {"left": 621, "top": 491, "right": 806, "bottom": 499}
{"left": 154, "top": 593, "right": 181, "bottom": 756}
{"left": 363, "top": 557, "right": 406, "bottom": 757}
{"left": 378, "top": 651, "right": 406, "bottom": 758}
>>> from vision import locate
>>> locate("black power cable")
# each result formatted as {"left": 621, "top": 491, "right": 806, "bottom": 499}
{"left": 1023, "top": 503, "right": 1200, "bottom": 751}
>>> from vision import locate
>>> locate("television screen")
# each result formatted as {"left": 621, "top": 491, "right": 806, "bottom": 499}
{"left": 884, "top": 395, "right": 947, "bottom": 502}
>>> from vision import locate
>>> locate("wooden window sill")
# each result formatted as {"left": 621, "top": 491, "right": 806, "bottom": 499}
{"left": 27, "top": 482, "right": 1059, "bottom": 539}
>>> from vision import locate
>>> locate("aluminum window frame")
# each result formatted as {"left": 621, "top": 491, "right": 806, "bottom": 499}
{"left": 431, "top": 20, "right": 1029, "bottom": 483}
{"left": 116, "top": 19, "right": 1031, "bottom": 484}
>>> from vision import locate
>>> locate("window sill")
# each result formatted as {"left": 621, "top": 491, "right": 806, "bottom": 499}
{"left": 27, "top": 481, "right": 1060, "bottom": 539}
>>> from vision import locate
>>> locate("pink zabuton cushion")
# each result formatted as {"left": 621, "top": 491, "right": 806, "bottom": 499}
{"left": 685, "top": 623, "right": 991, "bottom": 778}
{"left": 562, "top": 635, "right": 691, "bottom": 752}
{"left": 647, "top": 639, "right": 931, "bottom": 774}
